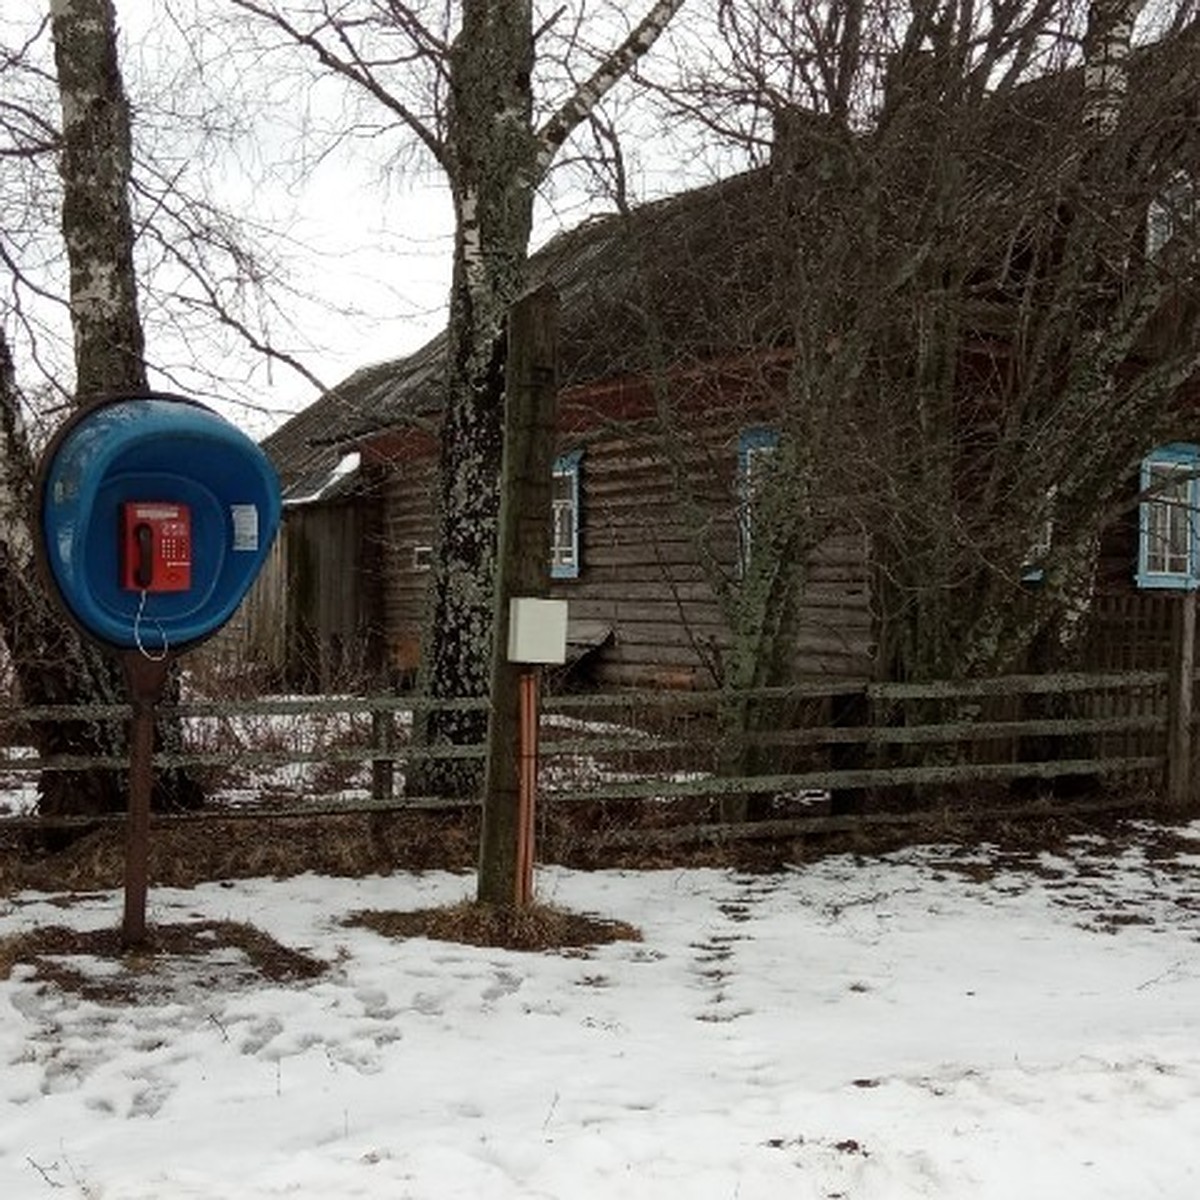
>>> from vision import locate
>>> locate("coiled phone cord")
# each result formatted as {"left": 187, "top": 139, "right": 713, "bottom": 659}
{"left": 133, "top": 588, "right": 170, "bottom": 661}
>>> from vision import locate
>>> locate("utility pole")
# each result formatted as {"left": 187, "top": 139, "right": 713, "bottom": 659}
{"left": 478, "top": 285, "right": 560, "bottom": 905}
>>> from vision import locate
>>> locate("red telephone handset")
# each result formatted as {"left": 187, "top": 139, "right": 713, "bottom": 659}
{"left": 121, "top": 502, "right": 192, "bottom": 592}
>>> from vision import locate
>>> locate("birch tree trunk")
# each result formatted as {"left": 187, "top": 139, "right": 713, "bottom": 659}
{"left": 0, "top": 326, "right": 128, "bottom": 820}
{"left": 1082, "top": 0, "right": 1147, "bottom": 134}
{"left": 50, "top": 0, "right": 147, "bottom": 398}
{"left": 38, "top": 0, "right": 203, "bottom": 819}
{"left": 409, "top": 0, "right": 687, "bottom": 797}
{"left": 414, "top": 1, "right": 540, "bottom": 798}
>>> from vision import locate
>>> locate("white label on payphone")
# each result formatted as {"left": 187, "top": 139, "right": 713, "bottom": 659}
{"left": 231, "top": 504, "right": 259, "bottom": 552}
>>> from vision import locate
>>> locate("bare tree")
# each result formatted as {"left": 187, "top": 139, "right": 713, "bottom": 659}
{"left": 50, "top": 0, "right": 147, "bottom": 396}
{"left": 867, "top": 1, "right": 1200, "bottom": 682}
{"left": 2, "top": 3, "right": 333, "bottom": 423}
{"left": 232, "top": 2, "right": 689, "bottom": 809}
{"left": 0, "top": 1, "right": 358, "bottom": 817}
{"left": 640, "top": 0, "right": 1200, "bottom": 703}
{"left": 0, "top": 0, "right": 147, "bottom": 819}
{"left": 566, "top": 0, "right": 1198, "bottom": 820}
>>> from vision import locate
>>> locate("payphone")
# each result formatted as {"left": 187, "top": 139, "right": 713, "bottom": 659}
{"left": 38, "top": 393, "right": 280, "bottom": 654}
{"left": 36, "top": 391, "right": 283, "bottom": 947}
{"left": 120, "top": 501, "right": 193, "bottom": 593}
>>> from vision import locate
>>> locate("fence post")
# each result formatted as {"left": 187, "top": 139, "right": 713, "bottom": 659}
{"left": 371, "top": 705, "right": 395, "bottom": 802}
{"left": 1166, "top": 590, "right": 1196, "bottom": 810}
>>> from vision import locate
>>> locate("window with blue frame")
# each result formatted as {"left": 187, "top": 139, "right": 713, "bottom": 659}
{"left": 551, "top": 450, "right": 582, "bottom": 579}
{"left": 738, "top": 427, "right": 780, "bottom": 570}
{"left": 1138, "top": 443, "right": 1200, "bottom": 590}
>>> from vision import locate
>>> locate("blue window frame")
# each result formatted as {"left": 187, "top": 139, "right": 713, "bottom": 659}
{"left": 738, "top": 427, "right": 780, "bottom": 570}
{"left": 551, "top": 450, "right": 582, "bottom": 580}
{"left": 1137, "top": 443, "right": 1200, "bottom": 590}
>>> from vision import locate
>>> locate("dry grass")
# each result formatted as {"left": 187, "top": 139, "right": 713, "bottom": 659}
{"left": 0, "top": 789, "right": 1169, "bottom": 903}
{"left": 347, "top": 900, "right": 641, "bottom": 953}
{"left": 0, "top": 810, "right": 480, "bottom": 896}
{"left": 0, "top": 919, "right": 326, "bottom": 1002}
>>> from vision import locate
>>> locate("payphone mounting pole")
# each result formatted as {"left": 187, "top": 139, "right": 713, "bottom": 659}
{"left": 120, "top": 651, "right": 173, "bottom": 948}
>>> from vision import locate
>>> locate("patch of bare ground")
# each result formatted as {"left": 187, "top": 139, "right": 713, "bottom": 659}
{"left": 0, "top": 920, "right": 326, "bottom": 1002}
{"left": 347, "top": 901, "right": 641, "bottom": 954}
{"left": 0, "top": 788, "right": 1185, "bottom": 898}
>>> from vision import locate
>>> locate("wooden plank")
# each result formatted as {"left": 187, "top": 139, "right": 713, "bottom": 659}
{"left": 1167, "top": 591, "right": 1196, "bottom": 809}
{"left": 741, "top": 713, "right": 1165, "bottom": 748}
{"left": 0, "top": 740, "right": 491, "bottom": 774}
{"left": 481, "top": 284, "right": 561, "bottom": 905}
{"left": 588, "top": 795, "right": 1146, "bottom": 849}
{"left": 865, "top": 670, "right": 1167, "bottom": 701}
{"left": 590, "top": 662, "right": 712, "bottom": 689}
{"left": 542, "top": 755, "right": 1163, "bottom": 803}
{"left": 554, "top": 580, "right": 720, "bottom": 603}
{"left": 793, "top": 630, "right": 876, "bottom": 656}
{"left": 594, "top": 642, "right": 728, "bottom": 670}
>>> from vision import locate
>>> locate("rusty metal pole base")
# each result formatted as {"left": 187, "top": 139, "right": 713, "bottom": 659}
{"left": 515, "top": 668, "right": 540, "bottom": 907}
{"left": 120, "top": 651, "right": 173, "bottom": 949}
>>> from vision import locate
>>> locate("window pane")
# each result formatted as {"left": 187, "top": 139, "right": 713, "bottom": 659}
{"left": 552, "top": 499, "right": 575, "bottom": 567}
{"left": 551, "top": 457, "right": 579, "bottom": 575}
{"left": 1145, "top": 463, "right": 1193, "bottom": 576}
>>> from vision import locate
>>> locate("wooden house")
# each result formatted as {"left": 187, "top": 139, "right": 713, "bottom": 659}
{"left": 252, "top": 31, "right": 1200, "bottom": 693}
{"left": 253, "top": 167, "right": 876, "bottom": 691}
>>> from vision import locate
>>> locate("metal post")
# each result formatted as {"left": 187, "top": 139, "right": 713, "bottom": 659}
{"left": 515, "top": 668, "right": 540, "bottom": 906}
{"left": 121, "top": 652, "right": 172, "bottom": 948}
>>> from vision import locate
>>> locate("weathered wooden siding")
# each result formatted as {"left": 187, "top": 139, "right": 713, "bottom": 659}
{"left": 376, "top": 451, "right": 438, "bottom": 681}
{"left": 790, "top": 534, "right": 876, "bottom": 680}
{"left": 201, "top": 525, "right": 288, "bottom": 684}
{"left": 548, "top": 427, "right": 873, "bottom": 688}
{"left": 1084, "top": 592, "right": 1178, "bottom": 671}
{"left": 215, "top": 491, "right": 383, "bottom": 690}
{"left": 220, "top": 533, "right": 286, "bottom": 666}
{"left": 561, "top": 426, "right": 722, "bottom": 688}
{"left": 360, "top": 381, "right": 876, "bottom": 692}
{"left": 279, "top": 497, "right": 382, "bottom": 689}
{"left": 1089, "top": 472, "right": 1181, "bottom": 671}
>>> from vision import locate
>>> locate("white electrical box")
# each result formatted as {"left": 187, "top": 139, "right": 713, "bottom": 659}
{"left": 507, "top": 597, "right": 569, "bottom": 664}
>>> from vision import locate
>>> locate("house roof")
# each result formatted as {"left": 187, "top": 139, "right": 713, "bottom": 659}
{"left": 264, "top": 168, "right": 785, "bottom": 500}
{"left": 263, "top": 25, "right": 1200, "bottom": 502}
{"left": 264, "top": 333, "right": 446, "bottom": 503}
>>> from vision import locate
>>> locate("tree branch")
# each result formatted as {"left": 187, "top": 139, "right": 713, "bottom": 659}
{"left": 535, "top": 0, "right": 688, "bottom": 179}
{"left": 145, "top": 229, "right": 331, "bottom": 398}
{"left": 230, "top": 0, "right": 448, "bottom": 169}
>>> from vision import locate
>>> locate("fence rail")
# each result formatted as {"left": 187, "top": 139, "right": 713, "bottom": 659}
{"left": 0, "top": 663, "right": 1192, "bottom": 834}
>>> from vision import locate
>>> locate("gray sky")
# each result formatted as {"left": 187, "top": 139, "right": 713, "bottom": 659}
{"left": 2, "top": 0, "right": 739, "bottom": 436}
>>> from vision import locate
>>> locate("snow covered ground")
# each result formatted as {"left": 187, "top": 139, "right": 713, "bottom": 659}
{"left": 3, "top": 824, "right": 1200, "bottom": 1198}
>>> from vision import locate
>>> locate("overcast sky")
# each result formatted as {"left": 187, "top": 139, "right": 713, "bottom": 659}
{"left": 1, "top": 1, "right": 743, "bottom": 436}
{"left": 121, "top": 0, "right": 459, "bottom": 437}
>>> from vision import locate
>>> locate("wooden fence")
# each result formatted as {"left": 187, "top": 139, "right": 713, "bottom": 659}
{"left": 0, "top": 662, "right": 1194, "bottom": 836}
